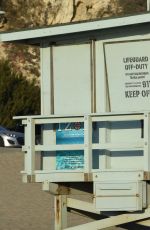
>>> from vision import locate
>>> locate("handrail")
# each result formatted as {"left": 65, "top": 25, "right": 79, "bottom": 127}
{"left": 19, "top": 112, "right": 149, "bottom": 183}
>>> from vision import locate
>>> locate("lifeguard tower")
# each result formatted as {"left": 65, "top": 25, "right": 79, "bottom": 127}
{"left": 1, "top": 4, "right": 150, "bottom": 229}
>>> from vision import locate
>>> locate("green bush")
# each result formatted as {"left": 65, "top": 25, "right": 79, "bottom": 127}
{"left": 0, "top": 60, "right": 40, "bottom": 128}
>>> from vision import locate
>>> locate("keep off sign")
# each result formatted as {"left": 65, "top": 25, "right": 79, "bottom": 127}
{"left": 104, "top": 40, "right": 150, "bottom": 112}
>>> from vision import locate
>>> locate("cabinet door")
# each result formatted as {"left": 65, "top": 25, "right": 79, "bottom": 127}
{"left": 95, "top": 181, "right": 146, "bottom": 211}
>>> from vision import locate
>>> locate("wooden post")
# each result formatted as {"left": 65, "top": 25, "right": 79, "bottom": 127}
{"left": 144, "top": 113, "right": 150, "bottom": 171}
{"left": 147, "top": 0, "right": 150, "bottom": 11}
{"left": 24, "top": 118, "right": 35, "bottom": 182}
{"left": 54, "top": 195, "right": 67, "bottom": 230}
{"left": 84, "top": 116, "right": 92, "bottom": 174}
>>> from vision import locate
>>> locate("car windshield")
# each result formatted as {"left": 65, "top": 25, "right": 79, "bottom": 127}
{"left": 0, "top": 126, "right": 8, "bottom": 131}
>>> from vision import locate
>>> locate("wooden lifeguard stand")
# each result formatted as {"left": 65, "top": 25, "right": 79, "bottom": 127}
{"left": 1, "top": 6, "right": 150, "bottom": 229}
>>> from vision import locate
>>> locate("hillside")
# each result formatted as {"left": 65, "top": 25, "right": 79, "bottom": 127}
{"left": 0, "top": 0, "right": 147, "bottom": 82}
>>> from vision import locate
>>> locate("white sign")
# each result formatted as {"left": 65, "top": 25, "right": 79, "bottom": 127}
{"left": 105, "top": 40, "right": 150, "bottom": 112}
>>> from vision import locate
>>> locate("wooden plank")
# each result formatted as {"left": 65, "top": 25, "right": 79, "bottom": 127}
{"left": 92, "top": 141, "right": 144, "bottom": 151}
{"left": 54, "top": 195, "right": 67, "bottom": 230}
{"left": 144, "top": 113, "right": 150, "bottom": 171}
{"left": 64, "top": 208, "right": 150, "bottom": 230}
{"left": 84, "top": 116, "right": 92, "bottom": 173}
{"left": 92, "top": 114, "right": 144, "bottom": 122}
{"left": 35, "top": 144, "right": 84, "bottom": 151}
{"left": 67, "top": 198, "right": 99, "bottom": 214}
{"left": 93, "top": 170, "right": 145, "bottom": 181}
{"left": 24, "top": 118, "right": 35, "bottom": 178}
{"left": 34, "top": 117, "right": 83, "bottom": 124}
{"left": 40, "top": 42, "right": 52, "bottom": 115}
{"left": 147, "top": 0, "right": 150, "bottom": 11}
{"left": 34, "top": 171, "right": 85, "bottom": 182}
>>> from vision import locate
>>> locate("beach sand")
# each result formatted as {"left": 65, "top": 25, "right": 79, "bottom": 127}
{"left": 0, "top": 148, "right": 99, "bottom": 230}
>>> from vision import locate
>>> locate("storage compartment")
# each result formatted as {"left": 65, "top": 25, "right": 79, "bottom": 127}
{"left": 95, "top": 181, "right": 146, "bottom": 211}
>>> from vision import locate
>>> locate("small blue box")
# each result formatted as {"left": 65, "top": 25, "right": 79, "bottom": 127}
{"left": 56, "top": 124, "right": 84, "bottom": 170}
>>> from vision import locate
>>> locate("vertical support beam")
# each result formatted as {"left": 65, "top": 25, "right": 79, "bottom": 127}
{"left": 40, "top": 40, "right": 54, "bottom": 115}
{"left": 24, "top": 118, "right": 35, "bottom": 180}
{"left": 99, "top": 122, "right": 111, "bottom": 169}
{"left": 90, "top": 40, "right": 96, "bottom": 113}
{"left": 42, "top": 123, "right": 56, "bottom": 171}
{"left": 84, "top": 116, "right": 92, "bottom": 173}
{"left": 54, "top": 195, "right": 67, "bottom": 230}
{"left": 95, "top": 41, "right": 109, "bottom": 113}
{"left": 147, "top": 0, "right": 150, "bottom": 11}
{"left": 144, "top": 113, "right": 150, "bottom": 171}
{"left": 40, "top": 41, "right": 55, "bottom": 171}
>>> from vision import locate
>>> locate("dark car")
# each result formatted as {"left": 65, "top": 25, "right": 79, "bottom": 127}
{"left": 0, "top": 125, "right": 24, "bottom": 147}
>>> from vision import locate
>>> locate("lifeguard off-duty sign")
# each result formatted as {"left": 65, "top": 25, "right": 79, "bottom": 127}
{"left": 105, "top": 40, "right": 150, "bottom": 112}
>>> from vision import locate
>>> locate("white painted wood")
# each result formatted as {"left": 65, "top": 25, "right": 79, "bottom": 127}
{"left": 84, "top": 116, "right": 92, "bottom": 173}
{"left": 64, "top": 208, "right": 150, "bottom": 230}
{"left": 147, "top": 0, "right": 150, "bottom": 11}
{"left": 92, "top": 114, "right": 144, "bottom": 122}
{"left": 95, "top": 41, "right": 108, "bottom": 113}
{"left": 98, "top": 121, "right": 110, "bottom": 169}
{"left": 54, "top": 195, "right": 67, "bottom": 230}
{"left": 40, "top": 42, "right": 52, "bottom": 115}
{"left": 24, "top": 118, "right": 35, "bottom": 176}
{"left": 137, "top": 219, "right": 150, "bottom": 226}
{"left": 95, "top": 181, "right": 145, "bottom": 211}
{"left": 67, "top": 198, "right": 99, "bottom": 214}
{"left": 22, "top": 170, "right": 146, "bottom": 183}
{"left": 35, "top": 144, "right": 84, "bottom": 151}
{"left": 93, "top": 170, "right": 144, "bottom": 181}
{"left": 1, "top": 13, "right": 150, "bottom": 42}
{"left": 42, "top": 127, "right": 56, "bottom": 171}
{"left": 22, "top": 113, "right": 150, "bottom": 180}
{"left": 93, "top": 141, "right": 143, "bottom": 150}
{"left": 91, "top": 40, "right": 96, "bottom": 113}
{"left": 53, "top": 44, "right": 91, "bottom": 115}
{"left": 144, "top": 113, "right": 150, "bottom": 171}
{"left": 34, "top": 117, "right": 84, "bottom": 124}
{"left": 20, "top": 114, "right": 144, "bottom": 123}
{"left": 14, "top": 111, "right": 144, "bottom": 120}
{"left": 34, "top": 170, "right": 85, "bottom": 182}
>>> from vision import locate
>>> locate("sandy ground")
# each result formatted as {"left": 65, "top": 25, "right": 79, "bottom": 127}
{"left": 0, "top": 147, "right": 101, "bottom": 230}
{"left": 0, "top": 147, "right": 149, "bottom": 230}
{"left": 0, "top": 148, "right": 53, "bottom": 230}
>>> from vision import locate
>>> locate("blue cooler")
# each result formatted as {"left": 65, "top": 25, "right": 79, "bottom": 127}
{"left": 56, "top": 123, "right": 84, "bottom": 170}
